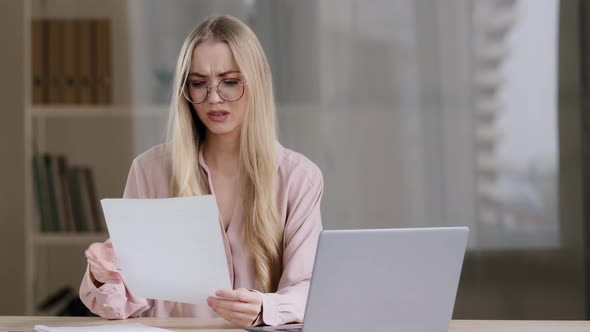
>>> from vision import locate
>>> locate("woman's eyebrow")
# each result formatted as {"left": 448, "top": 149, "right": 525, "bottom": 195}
{"left": 218, "top": 70, "right": 241, "bottom": 77}
{"left": 188, "top": 70, "right": 241, "bottom": 78}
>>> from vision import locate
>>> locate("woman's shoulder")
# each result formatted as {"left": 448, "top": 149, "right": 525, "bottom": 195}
{"left": 134, "top": 143, "right": 168, "bottom": 162}
{"left": 131, "top": 144, "right": 171, "bottom": 174}
{"left": 126, "top": 144, "right": 172, "bottom": 198}
{"left": 276, "top": 143, "right": 323, "bottom": 188}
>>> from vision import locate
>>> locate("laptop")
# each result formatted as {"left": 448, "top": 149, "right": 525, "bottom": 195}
{"left": 246, "top": 227, "right": 468, "bottom": 332}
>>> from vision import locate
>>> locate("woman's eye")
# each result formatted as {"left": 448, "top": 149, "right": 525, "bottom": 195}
{"left": 223, "top": 80, "right": 239, "bottom": 86}
{"left": 189, "top": 81, "right": 205, "bottom": 88}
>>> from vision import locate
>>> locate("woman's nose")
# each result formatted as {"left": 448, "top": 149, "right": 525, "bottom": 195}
{"left": 207, "top": 86, "right": 224, "bottom": 104}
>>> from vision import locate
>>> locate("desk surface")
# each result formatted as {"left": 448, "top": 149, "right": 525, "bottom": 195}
{"left": 1, "top": 317, "right": 589, "bottom": 332}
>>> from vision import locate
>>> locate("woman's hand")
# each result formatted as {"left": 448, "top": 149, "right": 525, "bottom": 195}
{"left": 208, "top": 288, "right": 263, "bottom": 327}
{"left": 85, "top": 241, "right": 122, "bottom": 286}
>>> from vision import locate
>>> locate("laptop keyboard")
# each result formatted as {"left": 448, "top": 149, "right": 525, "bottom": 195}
{"left": 271, "top": 327, "right": 302, "bottom": 332}
{"left": 246, "top": 324, "right": 303, "bottom": 332}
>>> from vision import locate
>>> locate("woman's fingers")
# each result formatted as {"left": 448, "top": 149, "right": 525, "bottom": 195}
{"left": 91, "top": 242, "right": 116, "bottom": 261}
{"left": 87, "top": 253, "right": 117, "bottom": 271}
{"left": 86, "top": 241, "right": 122, "bottom": 284}
{"left": 215, "top": 288, "right": 260, "bottom": 303}
{"left": 88, "top": 260, "right": 122, "bottom": 284}
{"left": 208, "top": 289, "right": 262, "bottom": 327}
{"left": 211, "top": 305, "right": 254, "bottom": 327}
{"left": 86, "top": 242, "right": 117, "bottom": 266}
{"left": 208, "top": 297, "right": 259, "bottom": 316}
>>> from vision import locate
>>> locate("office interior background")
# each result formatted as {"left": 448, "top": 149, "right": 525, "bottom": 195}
{"left": 1, "top": 0, "right": 589, "bottom": 319}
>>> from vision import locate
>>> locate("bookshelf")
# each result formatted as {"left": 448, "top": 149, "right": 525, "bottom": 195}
{"left": 33, "top": 233, "right": 110, "bottom": 246}
{"left": 22, "top": 0, "right": 168, "bottom": 315}
{"left": 31, "top": 105, "right": 167, "bottom": 118}
{"left": 25, "top": 103, "right": 168, "bottom": 315}
{"left": 31, "top": 106, "right": 132, "bottom": 118}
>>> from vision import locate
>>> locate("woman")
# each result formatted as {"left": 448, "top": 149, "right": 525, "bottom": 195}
{"left": 79, "top": 15, "right": 323, "bottom": 328}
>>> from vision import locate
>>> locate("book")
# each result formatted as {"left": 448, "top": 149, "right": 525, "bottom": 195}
{"left": 67, "top": 167, "right": 88, "bottom": 232}
{"left": 43, "top": 154, "right": 61, "bottom": 232}
{"left": 32, "top": 152, "right": 106, "bottom": 233}
{"left": 83, "top": 167, "right": 105, "bottom": 232}
{"left": 50, "top": 155, "right": 67, "bottom": 232}
{"left": 32, "top": 155, "right": 50, "bottom": 232}
{"left": 78, "top": 167, "right": 97, "bottom": 232}
{"left": 57, "top": 156, "right": 76, "bottom": 232}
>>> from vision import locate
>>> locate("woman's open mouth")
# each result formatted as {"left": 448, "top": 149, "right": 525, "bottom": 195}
{"left": 207, "top": 110, "right": 230, "bottom": 122}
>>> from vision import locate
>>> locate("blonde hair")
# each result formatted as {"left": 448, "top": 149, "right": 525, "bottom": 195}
{"left": 165, "top": 15, "right": 282, "bottom": 293}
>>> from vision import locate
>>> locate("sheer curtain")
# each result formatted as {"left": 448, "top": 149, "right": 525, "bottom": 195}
{"left": 255, "top": 0, "right": 559, "bottom": 250}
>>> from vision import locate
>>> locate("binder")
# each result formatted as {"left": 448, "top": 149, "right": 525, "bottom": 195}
{"left": 47, "top": 20, "right": 64, "bottom": 104}
{"left": 62, "top": 20, "right": 79, "bottom": 104}
{"left": 77, "top": 20, "right": 94, "bottom": 104}
{"left": 31, "top": 19, "right": 47, "bottom": 104}
{"left": 95, "top": 19, "right": 112, "bottom": 104}
{"left": 31, "top": 18, "right": 113, "bottom": 105}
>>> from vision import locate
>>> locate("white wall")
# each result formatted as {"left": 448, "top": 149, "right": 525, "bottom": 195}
{"left": 0, "top": 0, "right": 25, "bottom": 315}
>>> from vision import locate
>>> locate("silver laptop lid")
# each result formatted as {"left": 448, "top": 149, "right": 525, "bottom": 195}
{"left": 302, "top": 227, "right": 468, "bottom": 332}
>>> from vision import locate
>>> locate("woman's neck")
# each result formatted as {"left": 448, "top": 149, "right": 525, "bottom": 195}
{"left": 202, "top": 132, "right": 240, "bottom": 176}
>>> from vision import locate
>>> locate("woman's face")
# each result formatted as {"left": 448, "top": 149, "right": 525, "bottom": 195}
{"left": 186, "top": 39, "right": 248, "bottom": 138}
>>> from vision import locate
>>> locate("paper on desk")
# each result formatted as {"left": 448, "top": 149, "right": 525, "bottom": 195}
{"left": 100, "top": 195, "right": 231, "bottom": 304}
{"left": 34, "top": 323, "right": 173, "bottom": 332}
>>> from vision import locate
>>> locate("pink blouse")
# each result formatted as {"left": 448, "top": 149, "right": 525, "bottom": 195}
{"left": 79, "top": 142, "right": 324, "bottom": 326}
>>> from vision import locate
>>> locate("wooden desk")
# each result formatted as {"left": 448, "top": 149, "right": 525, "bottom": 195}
{"left": 1, "top": 317, "right": 589, "bottom": 332}
{"left": 0, "top": 317, "right": 237, "bottom": 332}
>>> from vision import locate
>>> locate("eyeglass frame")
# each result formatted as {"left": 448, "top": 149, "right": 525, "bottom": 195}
{"left": 182, "top": 76, "right": 248, "bottom": 104}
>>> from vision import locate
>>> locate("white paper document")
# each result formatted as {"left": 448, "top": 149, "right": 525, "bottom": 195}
{"left": 35, "top": 323, "right": 173, "bottom": 332}
{"left": 100, "top": 195, "right": 231, "bottom": 304}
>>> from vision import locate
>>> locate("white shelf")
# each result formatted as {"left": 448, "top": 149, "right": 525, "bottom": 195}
{"left": 31, "top": 105, "right": 131, "bottom": 118}
{"left": 32, "top": 232, "right": 109, "bottom": 246}
{"left": 30, "top": 105, "right": 169, "bottom": 118}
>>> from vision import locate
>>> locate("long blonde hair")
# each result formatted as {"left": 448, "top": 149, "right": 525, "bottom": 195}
{"left": 165, "top": 15, "right": 282, "bottom": 293}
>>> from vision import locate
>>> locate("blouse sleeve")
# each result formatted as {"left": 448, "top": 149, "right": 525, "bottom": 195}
{"left": 78, "top": 159, "right": 154, "bottom": 319}
{"left": 255, "top": 166, "right": 324, "bottom": 326}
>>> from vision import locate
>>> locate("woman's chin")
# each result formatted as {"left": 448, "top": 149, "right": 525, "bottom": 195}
{"left": 204, "top": 123, "right": 239, "bottom": 137}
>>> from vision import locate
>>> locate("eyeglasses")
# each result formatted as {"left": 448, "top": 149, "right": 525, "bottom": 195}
{"left": 182, "top": 78, "right": 248, "bottom": 104}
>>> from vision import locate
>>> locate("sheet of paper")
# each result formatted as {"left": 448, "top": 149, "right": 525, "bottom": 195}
{"left": 100, "top": 195, "right": 231, "bottom": 304}
{"left": 35, "top": 323, "right": 173, "bottom": 332}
